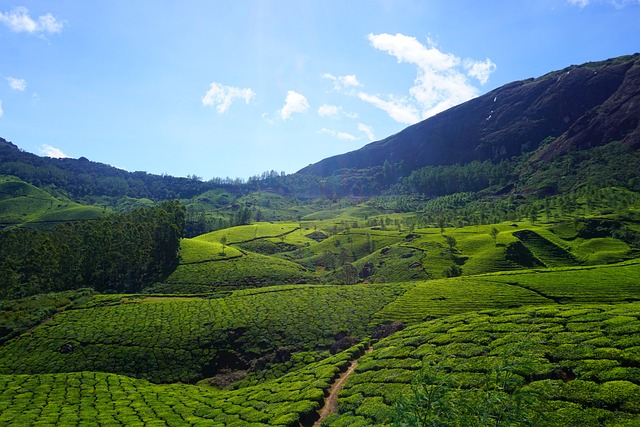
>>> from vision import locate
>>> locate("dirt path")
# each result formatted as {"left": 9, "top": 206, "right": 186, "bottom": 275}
{"left": 312, "top": 348, "right": 372, "bottom": 426}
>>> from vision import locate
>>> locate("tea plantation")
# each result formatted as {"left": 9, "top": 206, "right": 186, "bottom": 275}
{"left": 0, "top": 284, "right": 409, "bottom": 383}
{"left": 0, "top": 344, "right": 366, "bottom": 426}
{"left": 324, "top": 303, "right": 640, "bottom": 426}
{"left": 1, "top": 199, "right": 640, "bottom": 425}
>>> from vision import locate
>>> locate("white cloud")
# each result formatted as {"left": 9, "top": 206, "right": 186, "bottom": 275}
{"left": 317, "top": 104, "right": 358, "bottom": 119}
{"left": 0, "top": 6, "right": 64, "bottom": 34}
{"left": 568, "top": 0, "right": 590, "bottom": 6}
{"left": 318, "top": 104, "right": 339, "bottom": 117}
{"left": 39, "top": 144, "right": 69, "bottom": 158}
{"left": 279, "top": 91, "right": 309, "bottom": 120}
{"left": 358, "top": 123, "right": 375, "bottom": 141}
{"left": 361, "top": 33, "right": 496, "bottom": 124}
{"left": 202, "top": 82, "right": 255, "bottom": 113}
{"left": 319, "top": 128, "right": 358, "bottom": 141}
{"left": 6, "top": 77, "right": 26, "bottom": 91}
{"left": 357, "top": 92, "right": 420, "bottom": 125}
{"left": 0, "top": 101, "right": 3, "bottom": 118}
{"left": 464, "top": 59, "right": 497, "bottom": 85}
{"left": 322, "top": 73, "right": 362, "bottom": 91}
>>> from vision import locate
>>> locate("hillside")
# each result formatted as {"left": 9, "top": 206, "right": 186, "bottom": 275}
{"left": 298, "top": 54, "right": 640, "bottom": 178}
{"left": 0, "top": 175, "right": 104, "bottom": 229}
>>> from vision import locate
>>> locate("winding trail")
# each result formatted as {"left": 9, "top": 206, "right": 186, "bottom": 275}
{"left": 312, "top": 348, "right": 372, "bottom": 426}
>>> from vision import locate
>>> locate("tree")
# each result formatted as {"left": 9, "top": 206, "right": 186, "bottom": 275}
{"left": 366, "top": 233, "right": 375, "bottom": 254}
{"left": 383, "top": 159, "right": 392, "bottom": 180}
{"left": 445, "top": 235, "right": 457, "bottom": 253}
{"left": 529, "top": 206, "right": 538, "bottom": 225}
{"left": 340, "top": 263, "right": 359, "bottom": 284}
{"left": 490, "top": 227, "right": 500, "bottom": 246}
{"left": 220, "top": 235, "right": 227, "bottom": 255}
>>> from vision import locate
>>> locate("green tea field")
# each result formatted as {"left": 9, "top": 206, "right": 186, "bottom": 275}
{"left": 1, "top": 186, "right": 639, "bottom": 425}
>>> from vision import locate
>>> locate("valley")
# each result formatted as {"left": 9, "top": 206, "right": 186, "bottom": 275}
{"left": 1, "top": 54, "right": 640, "bottom": 426}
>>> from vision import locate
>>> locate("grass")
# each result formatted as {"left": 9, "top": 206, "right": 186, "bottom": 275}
{"left": 0, "top": 289, "right": 94, "bottom": 344}
{"left": 195, "top": 222, "right": 301, "bottom": 245}
{"left": 573, "top": 238, "right": 632, "bottom": 264}
{"left": 178, "top": 238, "right": 243, "bottom": 263}
{"left": 161, "top": 250, "right": 315, "bottom": 291}
{"left": 485, "top": 260, "right": 640, "bottom": 303}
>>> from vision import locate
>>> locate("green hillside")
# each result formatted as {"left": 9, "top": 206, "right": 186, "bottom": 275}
{"left": 1, "top": 182, "right": 639, "bottom": 425}
{"left": 0, "top": 284, "right": 408, "bottom": 384}
{"left": 0, "top": 176, "right": 104, "bottom": 229}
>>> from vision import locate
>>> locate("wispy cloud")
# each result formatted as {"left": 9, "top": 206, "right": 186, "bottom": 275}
{"left": 568, "top": 0, "right": 590, "bottom": 6}
{"left": 568, "top": 0, "right": 640, "bottom": 7}
{"left": 360, "top": 33, "right": 496, "bottom": 124}
{"left": 0, "top": 101, "right": 3, "bottom": 118}
{"left": 202, "top": 82, "right": 255, "bottom": 113}
{"left": 6, "top": 77, "right": 26, "bottom": 91}
{"left": 357, "top": 92, "right": 420, "bottom": 125}
{"left": 358, "top": 123, "right": 375, "bottom": 141}
{"left": 318, "top": 104, "right": 339, "bottom": 117}
{"left": 322, "top": 73, "right": 362, "bottom": 92}
{"left": 39, "top": 144, "right": 69, "bottom": 158}
{"left": 0, "top": 6, "right": 64, "bottom": 34}
{"left": 279, "top": 91, "right": 309, "bottom": 120}
{"left": 319, "top": 128, "right": 358, "bottom": 141}
{"left": 317, "top": 104, "right": 358, "bottom": 119}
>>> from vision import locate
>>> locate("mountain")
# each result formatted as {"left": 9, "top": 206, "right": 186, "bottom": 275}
{"left": 298, "top": 54, "right": 640, "bottom": 177}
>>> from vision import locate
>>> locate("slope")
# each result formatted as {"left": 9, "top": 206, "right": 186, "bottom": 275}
{"left": 0, "top": 175, "right": 104, "bottom": 229}
{"left": 298, "top": 54, "right": 640, "bottom": 178}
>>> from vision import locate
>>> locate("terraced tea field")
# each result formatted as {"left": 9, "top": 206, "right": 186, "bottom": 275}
{"left": 325, "top": 303, "right": 640, "bottom": 426}
{"left": 0, "top": 176, "right": 104, "bottom": 229}
{"left": 375, "top": 261, "right": 640, "bottom": 324}
{"left": 0, "top": 284, "right": 409, "bottom": 384}
{"left": 0, "top": 344, "right": 365, "bottom": 426}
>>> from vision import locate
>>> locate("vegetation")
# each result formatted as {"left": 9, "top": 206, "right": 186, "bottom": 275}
{"left": 0, "top": 284, "right": 408, "bottom": 384}
{"left": 0, "top": 343, "right": 366, "bottom": 426}
{"left": 0, "top": 201, "right": 185, "bottom": 298}
{"left": 0, "top": 175, "right": 104, "bottom": 229}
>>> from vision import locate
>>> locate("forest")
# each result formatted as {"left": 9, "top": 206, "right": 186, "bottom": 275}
{"left": 0, "top": 201, "right": 184, "bottom": 299}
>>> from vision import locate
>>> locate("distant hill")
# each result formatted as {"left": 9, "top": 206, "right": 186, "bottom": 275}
{"left": 0, "top": 175, "right": 103, "bottom": 229}
{"left": 0, "top": 138, "right": 239, "bottom": 200}
{"left": 298, "top": 54, "right": 640, "bottom": 177}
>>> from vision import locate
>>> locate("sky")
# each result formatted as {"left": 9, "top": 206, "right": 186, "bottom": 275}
{"left": 0, "top": 1, "right": 639, "bottom": 180}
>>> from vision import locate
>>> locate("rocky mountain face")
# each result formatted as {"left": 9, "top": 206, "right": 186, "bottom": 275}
{"left": 298, "top": 54, "right": 640, "bottom": 177}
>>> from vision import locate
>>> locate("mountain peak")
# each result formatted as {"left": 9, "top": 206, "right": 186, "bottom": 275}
{"left": 298, "top": 53, "right": 640, "bottom": 177}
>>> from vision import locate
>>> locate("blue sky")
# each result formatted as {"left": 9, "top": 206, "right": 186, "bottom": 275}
{"left": 1, "top": 1, "right": 639, "bottom": 180}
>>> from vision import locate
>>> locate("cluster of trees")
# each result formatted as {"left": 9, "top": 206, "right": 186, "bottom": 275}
{"left": 401, "top": 159, "right": 517, "bottom": 197}
{"left": 0, "top": 201, "right": 185, "bottom": 298}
